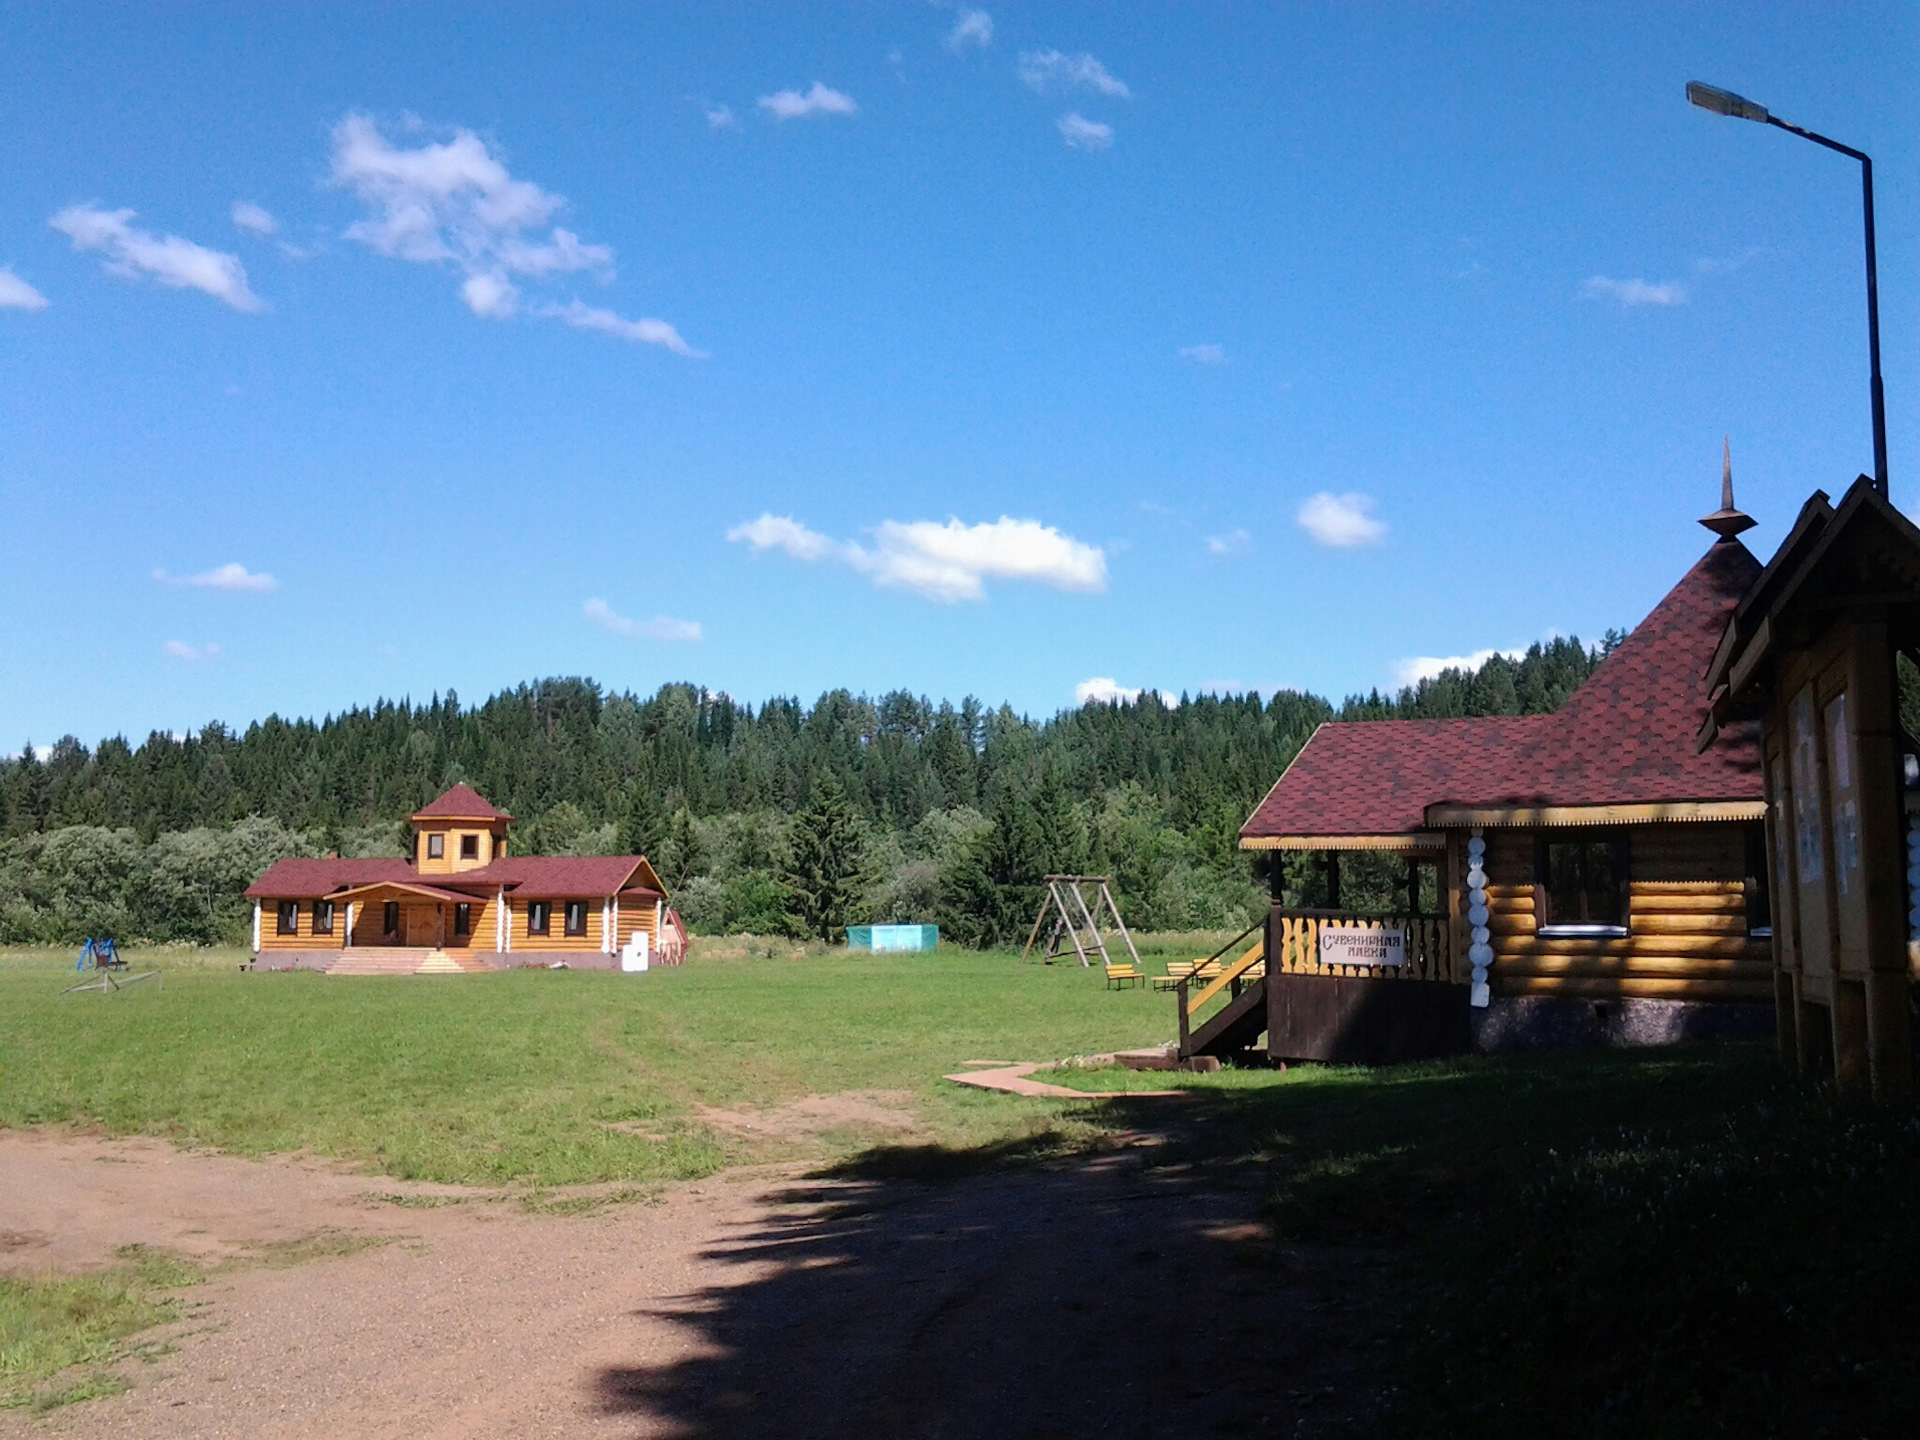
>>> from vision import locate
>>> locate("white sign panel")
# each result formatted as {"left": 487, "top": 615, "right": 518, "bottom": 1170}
{"left": 1317, "top": 926, "right": 1406, "bottom": 968}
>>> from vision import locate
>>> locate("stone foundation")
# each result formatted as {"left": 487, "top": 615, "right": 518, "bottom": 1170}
{"left": 1471, "top": 995, "right": 1774, "bottom": 1053}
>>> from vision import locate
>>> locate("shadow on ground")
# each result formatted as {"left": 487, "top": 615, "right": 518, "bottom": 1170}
{"left": 590, "top": 1099, "right": 1401, "bottom": 1440}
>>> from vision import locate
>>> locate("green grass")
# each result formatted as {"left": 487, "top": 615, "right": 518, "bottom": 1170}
{"left": 0, "top": 941, "right": 1189, "bottom": 1186}
{"left": 11, "top": 943, "right": 1918, "bottom": 1431}
{"left": 0, "top": 1248, "right": 200, "bottom": 1410}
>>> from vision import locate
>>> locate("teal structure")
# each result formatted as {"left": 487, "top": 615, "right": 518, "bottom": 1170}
{"left": 846, "top": 924, "right": 938, "bottom": 952}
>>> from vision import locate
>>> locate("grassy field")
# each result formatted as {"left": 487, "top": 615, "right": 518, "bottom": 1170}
{"left": 0, "top": 938, "right": 1207, "bottom": 1187}
{"left": 7, "top": 941, "right": 1920, "bottom": 1432}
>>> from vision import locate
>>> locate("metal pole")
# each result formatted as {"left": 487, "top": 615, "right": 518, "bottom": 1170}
{"left": 1766, "top": 116, "right": 1889, "bottom": 496}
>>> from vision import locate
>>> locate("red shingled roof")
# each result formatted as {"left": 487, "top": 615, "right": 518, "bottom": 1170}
{"left": 1241, "top": 539, "right": 1764, "bottom": 841}
{"left": 410, "top": 783, "right": 513, "bottom": 821}
{"left": 245, "top": 858, "right": 416, "bottom": 898}
{"left": 246, "top": 855, "right": 650, "bottom": 900}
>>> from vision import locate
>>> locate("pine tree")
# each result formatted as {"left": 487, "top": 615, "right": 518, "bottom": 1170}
{"left": 781, "top": 775, "right": 872, "bottom": 941}
{"left": 621, "top": 786, "right": 667, "bottom": 859}
{"left": 661, "top": 805, "right": 704, "bottom": 889}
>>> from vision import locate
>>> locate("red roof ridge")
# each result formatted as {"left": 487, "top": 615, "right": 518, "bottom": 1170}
{"left": 411, "top": 783, "right": 513, "bottom": 821}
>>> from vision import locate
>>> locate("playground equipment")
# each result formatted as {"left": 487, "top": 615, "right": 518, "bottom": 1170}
{"left": 1020, "top": 876, "right": 1140, "bottom": 969}
{"left": 64, "top": 938, "right": 161, "bottom": 995}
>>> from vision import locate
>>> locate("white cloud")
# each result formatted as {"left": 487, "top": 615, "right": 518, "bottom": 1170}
{"left": 153, "top": 562, "right": 279, "bottom": 592}
{"left": 1058, "top": 113, "right": 1113, "bottom": 151}
{"left": 231, "top": 201, "right": 279, "bottom": 237}
{"left": 330, "top": 112, "right": 614, "bottom": 318}
{"left": 702, "top": 102, "right": 740, "bottom": 131}
{"left": 1298, "top": 492, "right": 1386, "bottom": 548}
{"left": 727, "top": 514, "right": 839, "bottom": 562}
{"left": 164, "top": 641, "right": 220, "bottom": 663}
{"left": 1581, "top": 275, "right": 1686, "bottom": 307}
{"left": 0, "top": 268, "right": 49, "bottom": 311}
{"left": 947, "top": 8, "right": 993, "bottom": 51}
{"left": 1392, "top": 648, "right": 1525, "bottom": 688}
{"left": 1018, "top": 50, "right": 1131, "bottom": 97}
{"left": 1076, "top": 677, "right": 1178, "bottom": 708}
{"left": 1180, "top": 343, "right": 1225, "bottom": 365}
{"left": 728, "top": 513, "right": 1107, "bottom": 602}
{"left": 583, "top": 599, "right": 702, "bottom": 643}
{"left": 1205, "top": 529, "right": 1250, "bottom": 556}
{"left": 546, "top": 300, "right": 705, "bottom": 358}
{"left": 49, "top": 205, "right": 262, "bottom": 312}
{"left": 758, "top": 83, "right": 858, "bottom": 122}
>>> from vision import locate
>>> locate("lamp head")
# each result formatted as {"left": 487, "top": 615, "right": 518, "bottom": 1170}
{"left": 1687, "top": 82, "right": 1770, "bottom": 123}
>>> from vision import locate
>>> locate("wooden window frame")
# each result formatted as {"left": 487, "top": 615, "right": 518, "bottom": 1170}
{"left": 1532, "top": 833, "right": 1630, "bottom": 936}
{"left": 564, "top": 900, "right": 588, "bottom": 937}
{"left": 528, "top": 900, "right": 551, "bottom": 936}
{"left": 1744, "top": 825, "right": 1773, "bottom": 937}
{"left": 276, "top": 900, "right": 298, "bottom": 935}
{"left": 427, "top": 833, "right": 445, "bottom": 860}
{"left": 383, "top": 900, "right": 399, "bottom": 936}
{"left": 454, "top": 902, "right": 471, "bottom": 936}
{"left": 460, "top": 834, "right": 479, "bottom": 860}
{"left": 312, "top": 899, "right": 335, "bottom": 936}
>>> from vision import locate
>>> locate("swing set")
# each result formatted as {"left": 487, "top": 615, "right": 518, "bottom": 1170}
{"left": 64, "top": 938, "right": 162, "bottom": 995}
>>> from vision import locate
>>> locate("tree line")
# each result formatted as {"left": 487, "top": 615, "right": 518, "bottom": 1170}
{"left": 0, "top": 635, "right": 1613, "bottom": 946}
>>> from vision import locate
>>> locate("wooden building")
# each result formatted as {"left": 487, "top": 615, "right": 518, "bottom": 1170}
{"left": 1224, "top": 477, "right": 1775, "bottom": 1060}
{"left": 1701, "top": 476, "right": 1920, "bottom": 1098}
{"left": 243, "top": 783, "right": 682, "bottom": 973}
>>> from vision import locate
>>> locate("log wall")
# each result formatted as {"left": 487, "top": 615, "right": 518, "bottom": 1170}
{"left": 1483, "top": 822, "right": 1772, "bottom": 1002}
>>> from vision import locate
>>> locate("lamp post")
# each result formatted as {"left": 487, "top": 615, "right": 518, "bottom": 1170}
{"left": 1688, "top": 82, "right": 1889, "bottom": 497}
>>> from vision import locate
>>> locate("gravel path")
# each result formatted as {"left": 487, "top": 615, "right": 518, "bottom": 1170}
{"left": 0, "top": 1120, "right": 1395, "bottom": 1438}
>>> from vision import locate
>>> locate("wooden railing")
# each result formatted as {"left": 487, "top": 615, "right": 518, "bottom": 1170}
{"left": 1270, "top": 909, "right": 1457, "bottom": 984}
{"left": 1175, "top": 921, "right": 1267, "bottom": 1055}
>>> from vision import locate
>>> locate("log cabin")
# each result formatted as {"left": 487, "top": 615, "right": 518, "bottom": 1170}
{"left": 243, "top": 783, "right": 682, "bottom": 973}
{"left": 1231, "top": 469, "right": 1774, "bottom": 1057}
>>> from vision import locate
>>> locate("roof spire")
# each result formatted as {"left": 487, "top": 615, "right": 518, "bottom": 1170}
{"left": 1700, "top": 435, "right": 1756, "bottom": 540}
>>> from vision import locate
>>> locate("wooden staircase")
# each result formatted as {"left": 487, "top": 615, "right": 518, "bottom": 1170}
{"left": 1175, "top": 925, "right": 1269, "bottom": 1061}
{"left": 324, "top": 948, "right": 493, "bottom": 976}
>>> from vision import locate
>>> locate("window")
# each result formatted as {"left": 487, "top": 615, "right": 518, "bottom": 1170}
{"left": 1745, "top": 826, "right": 1773, "bottom": 937}
{"left": 427, "top": 833, "right": 445, "bottom": 860}
{"left": 460, "top": 834, "right": 479, "bottom": 860}
{"left": 1534, "top": 834, "right": 1628, "bottom": 935}
{"left": 383, "top": 901, "right": 399, "bottom": 935}
{"left": 313, "top": 899, "right": 335, "bottom": 936}
{"left": 528, "top": 900, "right": 551, "bottom": 936}
{"left": 276, "top": 900, "right": 298, "bottom": 935}
{"left": 565, "top": 900, "right": 588, "bottom": 937}
{"left": 454, "top": 903, "right": 471, "bottom": 936}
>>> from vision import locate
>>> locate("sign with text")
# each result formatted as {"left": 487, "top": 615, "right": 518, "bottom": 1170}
{"left": 1317, "top": 926, "right": 1406, "bottom": 968}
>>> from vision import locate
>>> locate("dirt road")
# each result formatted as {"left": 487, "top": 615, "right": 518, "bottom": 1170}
{"left": 0, "top": 1118, "right": 1395, "bottom": 1439}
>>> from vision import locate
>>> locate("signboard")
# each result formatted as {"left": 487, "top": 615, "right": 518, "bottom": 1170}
{"left": 1318, "top": 926, "right": 1405, "bottom": 969}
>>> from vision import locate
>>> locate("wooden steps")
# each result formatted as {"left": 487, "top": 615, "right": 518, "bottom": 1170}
{"left": 325, "top": 949, "right": 493, "bottom": 976}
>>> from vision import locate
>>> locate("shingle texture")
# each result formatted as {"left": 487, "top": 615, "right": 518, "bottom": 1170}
{"left": 410, "top": 783, "right": 512, "bottom": 821}
{"left": 245, "top": 855, "right": 646, "bottom": 900}
{"left": 1241, "top": 539, "right": 1764, "bottom": 841}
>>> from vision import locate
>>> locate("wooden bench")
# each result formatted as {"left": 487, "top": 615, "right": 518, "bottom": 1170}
{"left": 1104, "top": 962, "right": 1145, "bottom": 990}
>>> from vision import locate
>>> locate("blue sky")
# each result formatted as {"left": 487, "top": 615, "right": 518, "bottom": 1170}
{"left": 2, "top": 2, "right": 1915, "bottom": 749}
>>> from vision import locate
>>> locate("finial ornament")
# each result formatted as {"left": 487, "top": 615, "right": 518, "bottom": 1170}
{"left": 1700, "top": 435, "right": 1757, "bottom": 539}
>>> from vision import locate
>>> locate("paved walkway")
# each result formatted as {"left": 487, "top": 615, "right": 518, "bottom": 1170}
{"left": 942, "top": 1062, "right": 1182, "bottom": 1099}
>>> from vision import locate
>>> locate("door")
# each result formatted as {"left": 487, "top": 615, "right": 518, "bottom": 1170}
{"left": 405, "top": 906, "right": 437, "bottom": 946}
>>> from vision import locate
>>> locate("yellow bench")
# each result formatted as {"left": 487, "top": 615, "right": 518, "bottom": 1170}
{"left": 1104, "top": 961, "right": 1145, "bottom": 989}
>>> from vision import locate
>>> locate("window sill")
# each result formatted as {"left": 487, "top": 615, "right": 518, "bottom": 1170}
{"left": 1536, "top": 924, "right": 1628, "bottom": 939}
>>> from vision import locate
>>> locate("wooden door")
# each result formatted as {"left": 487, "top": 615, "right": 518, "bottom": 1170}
{"left": 405, "top": 906, "right": 436, "bottom": 946}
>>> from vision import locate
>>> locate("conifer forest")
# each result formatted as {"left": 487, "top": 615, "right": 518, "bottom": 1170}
{"left": 0, "top": 636, "right": 1616, "bottom": 946}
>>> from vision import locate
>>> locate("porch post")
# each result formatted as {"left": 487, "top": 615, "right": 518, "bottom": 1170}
{"left": 345, "top": 902, "right": 355, "bottom": 950}
{"left": 251, "top": 900, "right": 261, "bottom": 953}
{"left": 603, "top": 898, "right": 613, "bottom": 954}
{"left": 496, "top": 887, "right": 507, "bottom": 952}
{"left": 1466, "top": 830, "right": 1491, "bottom": 1007}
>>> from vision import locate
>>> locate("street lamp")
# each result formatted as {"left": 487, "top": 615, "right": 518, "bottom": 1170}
{"left": 1688, "top": 81, "right": 1889, "bottom": 496}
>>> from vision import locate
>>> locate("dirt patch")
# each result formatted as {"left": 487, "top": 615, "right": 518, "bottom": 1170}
{"left": 692, "top": 1090, "right": 922, "bottom": 1144}
{"left": 0, "top": 1101, "right": 1400, "bottom": 1439}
